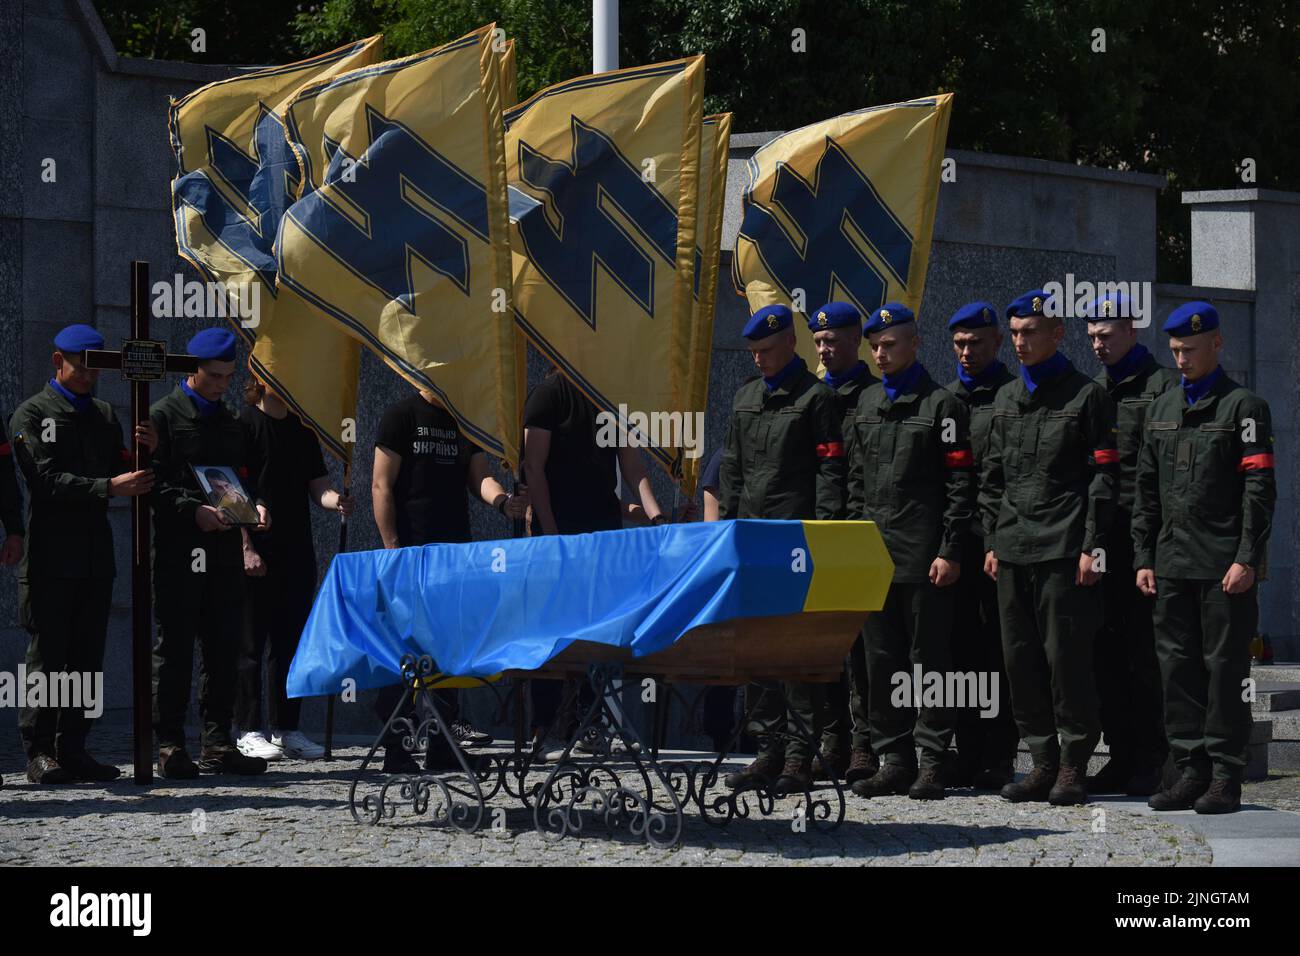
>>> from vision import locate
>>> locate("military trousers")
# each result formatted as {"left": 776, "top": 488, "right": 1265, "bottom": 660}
{"left": 847, "top": 626, "right": 871, "bottom": 753}
{"left": 18, "top": 576, "right": 113, "bottom": 760}
{"left": 950, "top": 555, "right": 1018, "bottom": 777}
{"left": 1095, "top": 531, "right": 1167, "bottom": 770}
{"left": 1153, "top": 578, "right": 1256, "bottom": 782}
{"left": 997, "top": 557, "right": 1101, "bottom": 768}
{"left": 152, "top": 562, "right": 245, "bottom": 751}
{"left": 236, "top": 557, "right": 317, "bottom": 734}
{"left": 863, "top": 581, "right": 956, "bottom": 770}
{"left": 784, "top": 671, "right": 851, "bottom": 762}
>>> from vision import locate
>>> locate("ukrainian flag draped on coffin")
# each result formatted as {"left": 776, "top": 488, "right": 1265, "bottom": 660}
{"left": 731, "top": 94, "right": 953, "bottom": 373}
{"left": 506, "top": 57, "right": 704, "bottom": 478}
{"left": 169, "top": 36, "right": 383, "bottom": 458}
{"left": 277, "top": 26, "right": 520, "bottom": 465}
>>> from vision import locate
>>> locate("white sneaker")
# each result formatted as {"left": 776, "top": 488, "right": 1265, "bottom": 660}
{"left": 273, "top": 730, "right": 325, "bottom": 760}
{"left": 236, "top": 730, "right": 283, "bottom": 761}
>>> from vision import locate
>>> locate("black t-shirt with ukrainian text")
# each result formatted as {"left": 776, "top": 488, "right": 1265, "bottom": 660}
{"left": 376, "top": 395, "right": 478, "bottom": 546}
{"left": 523, "top": 373, "right": 621, "bottom": 534}
{"left": 240, "top": 405, "right": 327, "bottom": 565}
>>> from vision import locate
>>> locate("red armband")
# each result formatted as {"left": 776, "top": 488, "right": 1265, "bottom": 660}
{"left": 815, "top": 442, "right": 845, "bottom": 459}
{"left": 1093, "top": 448, "right": 1119, "bottom": 465}
{"left": 1238, "top": 453, "right": 1274, "bottom": 471}
{"left": 944, "top": 449, "right": 974, "bottom": 469}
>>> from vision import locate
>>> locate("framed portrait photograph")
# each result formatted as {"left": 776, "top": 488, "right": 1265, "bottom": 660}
{"left": 190, "top": 464, "right": 261, "bottom": 526}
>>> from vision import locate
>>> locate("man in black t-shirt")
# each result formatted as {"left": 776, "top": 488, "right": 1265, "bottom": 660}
{"left": 236, "top": 382, "right": 352, "bottom": 762}
{"left": 522, "top": 370, "right": 669, "bottom": 759}
{"left": 372, "top": 389, "right": 528, "bottom": 772}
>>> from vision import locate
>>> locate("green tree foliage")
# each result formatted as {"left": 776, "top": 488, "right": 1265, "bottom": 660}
{"left": 97, "top": 0, "right": 1300, "bottom": 281}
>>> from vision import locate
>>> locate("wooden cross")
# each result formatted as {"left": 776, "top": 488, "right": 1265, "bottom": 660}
{"left": 83, "top": 261, "right": 199, "bottom": 784}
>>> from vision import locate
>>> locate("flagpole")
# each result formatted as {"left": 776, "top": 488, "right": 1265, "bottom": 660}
{"left": 323, "top": 460, "right": 350, "bottom": 760}
{"left": 593, "top": 0, "right": 618, "bottom": 72}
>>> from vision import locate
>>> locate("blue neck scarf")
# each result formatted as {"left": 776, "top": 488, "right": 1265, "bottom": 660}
{"left": 764, "top": 355, "right": 805, "bottom": 392}
{"left": 1106, "top": 343, "right": 1150, "bottom": 383}
{"left": 181, "top": 379, "right": 219, "bottom": 419}
{"left": 49, "top": 378, "right": 93, "bottom": 415}
{"left": 1021, "top": 352, "right": 1069, "bottom": 395}
{"left": 957, "top": 359, "right": 1006, "bottom": 391}
{"left": 1182, "top": 365, "right": 1223, "bottom": 406}
{"left": 883, "top": 361, "right": 925, "bottom": 402}
{"left": 824, "top": 360, "right": 868, "bottom": 391}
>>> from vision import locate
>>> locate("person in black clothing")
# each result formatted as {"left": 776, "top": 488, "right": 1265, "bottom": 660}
{"left": 522, "top": 368, "right": 668, "bottom": 759}
{"left": 372, "top": 388, "right": 528, "bottom": 772}
{"left": 234, "top": 378, "right": 353, "bottom": 763}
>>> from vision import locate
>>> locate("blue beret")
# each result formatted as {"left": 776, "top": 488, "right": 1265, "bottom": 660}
{"left": 863, "top": 302, "right": 914, "bottom": 336}
{"left": 1087, "top": 291, "right": 1132, "bottom": 321}
{"left": 743, "top": 304, "right": 793, "bottom": 340}
{"left": 1163, "top": 301, "right": 1219, "bottom": 337}
{"left": 53, "top": 324, "right": 104, "bottom": 353}
{"left": 948, "top": 301, "right": 998, "bottom": 331}
{"left": 187, "top": 328, "right": 238, "bottom": 362}
{"left": 1006, "top": 289, "right": 1054, "bottom": 319}
{"left": 808, "top": 301, "right": 861, "bottom": 332}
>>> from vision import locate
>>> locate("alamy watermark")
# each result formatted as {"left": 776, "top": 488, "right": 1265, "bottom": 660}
{"left": 890, "top": 665, "right": 1000, "bottom": 718}
{"left": 151, "top": 273, "right": 261, "bottom": 328}
{"left": 595, "top": 405, "right": 705, "bottom": 459}
{"left": 1042, "top": 275, "right": 1151, "bottom": 327}
{"left": 0, "top": 667, "right": 102, "bottom": 718}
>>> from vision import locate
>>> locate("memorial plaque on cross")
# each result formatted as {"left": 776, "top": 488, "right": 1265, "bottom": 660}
{"left": 83, "top": 261, "right": 199, "bottom": 784}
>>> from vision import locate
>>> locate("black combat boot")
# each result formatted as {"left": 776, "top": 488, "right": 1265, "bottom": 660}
{"left": 1148, "top": 774, "right": 1210, "bottom": 811}
{"left": 724, "top": 751, "right": 783, "bottom": 791}
{"left": 810, "top": 750, "right": 847, "bottom": 781}
{"left": 908, "top": 766, "right": 946, "bottom": 801}
{"left": 844, "top": 746, "right": 878, "bottom": 784}
{"left": 197, "top": 745, "right": 268, "bottom": 775}
{"left": 1000, "top": 766, "right": 1057, "bottom": 803}
{"left": 26, "top": 754, "right": 73, "bottom": 785}
{"left": 851, "top": 762, "right": 915, "bottom": 798}
{"left": 774, "top": 755, "right": 813, "bottom": 796}
{"left": 158, "top": 746, "right": 200, "bottom": 780}
{"left": 1193, "top": 779, "right": 1242, "bottom": 815}
{"left": 1048, "top": 764, "right": 1088, "bottom": 805}
{"left": 60, "top": 751, "right": 122, "bottom": 782}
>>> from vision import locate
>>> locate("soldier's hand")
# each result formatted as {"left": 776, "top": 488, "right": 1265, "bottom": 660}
{"left": 1077, "top": 552, "right": 1101, "bottom": 587}
{"left": 134, "top": 420, "right": 158, "bottom": 453}
{"left": 195, "top": 505, "right": 232, "bottom": 532}
{"left": 1222, "top": 563, "right": 1256, "bottom": 595}
{"left": 256, "top": 504, "right": 271, "bottom": 531}
{"left": 0, "top": 534, "right": 23, "bottom": 566}
{"left": 1136, "top": 569, "right": 1157, "bottom": 597}
{"left": 109, "top": 469, "right": 155, "bottom": 497}
{"left": 929, "top": 556, "right": 960, "bottom": 587}
{"left": 243, "top": 546, "right": 267, "bottom": 577}
{"left": 335, "top": 493, "right": 356, "bottom": 518}
{"left": 503, "top": 492, "right": 529, "bottom": 520}
{"left": 983, "top": 550, "right": 998, "bottom": 581}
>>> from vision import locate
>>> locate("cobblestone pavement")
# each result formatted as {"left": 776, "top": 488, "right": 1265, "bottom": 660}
{"left": 1242, "top": 771, "right": 1300, "bottom": 815}
{"left": 0, "top": 729, "right": 1222, "bottom": 866}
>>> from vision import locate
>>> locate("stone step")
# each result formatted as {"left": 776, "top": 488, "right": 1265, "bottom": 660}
{"left": 1252, "top": 682, "right": 1300, "bottom": 713}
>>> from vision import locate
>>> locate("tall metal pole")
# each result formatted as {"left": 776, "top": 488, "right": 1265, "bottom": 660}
{"left": 593, "top": 0, "right": 618, "bottom": 73}
{"left": 323, "top": 461, "right": 351, "bottom": 760}
{"left": 130, "top": 261, "right": 154, "bottom": 785}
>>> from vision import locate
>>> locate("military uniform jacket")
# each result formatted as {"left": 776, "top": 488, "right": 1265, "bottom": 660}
{"left": 845, "top": 368, "right": 976, "bottom": 583}
{"left": 719, "top": 365, "right": 845, "bottom": 520}
{"left": 150, "top": 385, "right": 263, "bottom": 571}
{"left": 0, "top": 419, "right": 24, "bottom": 538}
{"left": 1095, "top": 354, "right": 1180, "bottom": 519}
{"left": 948, "top": 364, "right": 1016, "bottom": 557}
{"left": 829, "top": 364, "right": 879, "bottom": 438}
{"left": 10, "top": 385, "right": 126, "bottom": 580}
{"left": 1132, "top": 372, "right": 1275, "bottom": 579}
{"left": 979, "top": 359, "right": 1119, "bottom": 564}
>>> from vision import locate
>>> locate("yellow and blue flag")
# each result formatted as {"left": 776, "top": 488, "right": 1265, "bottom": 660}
{"left": 682, "top": 112, "right": 731, "bottom": 494}
{"left": 505, "top": 57, "right": 705, "bottom": 477}
{"left": 732, "top": 94, "right": 953, "bottom": 372}
{"left": 277, "top": 26, "right": 519, "bottom": 465}
{"left": 170, "top": 36, "right": 383, "bottom": 459}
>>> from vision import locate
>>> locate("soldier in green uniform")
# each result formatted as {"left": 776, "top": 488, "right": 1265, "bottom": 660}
{"left": 1085, "top": 292, "right": 1180, "bottom": 797}
{"left": 150, "top": 328, "right": 269, "bottom": 778}
{"left": 945, "top": 301, "right": 1019, "bottom": 791}
{"left": 719, "top": 304, "right": 846, "bottom": 795}
{"left": 846, "top": 303, "right": 975, "bottom": 801}
{"left": 1135, "top": 301, "right": 1275, "bottom": 814}
{"left": 803, "top": 300, "right": 879, "bottom": 786}
{"left": 981, "top": 289, "right": 1118, "bottom": 806}
{"left": 10, "top": 324, "right": 157, "bottom": 784}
